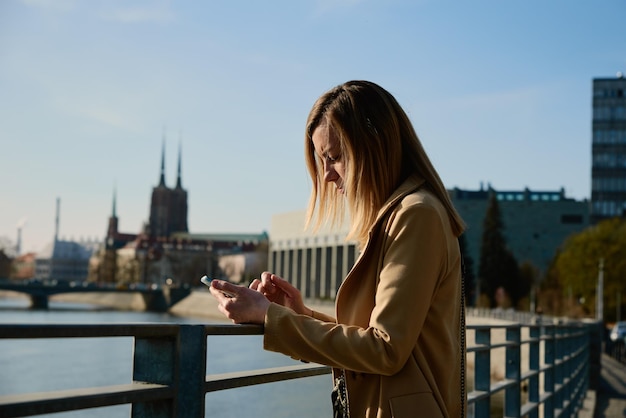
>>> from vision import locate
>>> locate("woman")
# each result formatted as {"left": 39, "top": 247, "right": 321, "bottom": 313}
{"left": 209, "top": 80, "right": 466, "bottom": 417}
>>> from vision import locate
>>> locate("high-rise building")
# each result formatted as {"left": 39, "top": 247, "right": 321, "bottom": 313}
{"left": 591, "top": 73, "right": 626, "bottom": 223}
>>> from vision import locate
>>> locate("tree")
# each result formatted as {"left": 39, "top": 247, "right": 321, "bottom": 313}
{"left": 478, "top": 193, "right": 520, "bottom": 308}
{"left": 514, "top": 261, "right": 537, "bottom": 311}
{"left": 0, "top": 237, "right": 15, "bottom": 278}
{"left": 552, "top": 217, "right": 626, "bottom": 322}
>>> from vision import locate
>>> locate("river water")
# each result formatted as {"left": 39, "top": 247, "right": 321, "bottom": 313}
{"left": 0, "top": 297, "right": 332, "bottom": 418}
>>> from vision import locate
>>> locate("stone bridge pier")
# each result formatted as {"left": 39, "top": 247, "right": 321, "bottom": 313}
{"left": 30, "top": 294, "right": 49, "bottom": 309}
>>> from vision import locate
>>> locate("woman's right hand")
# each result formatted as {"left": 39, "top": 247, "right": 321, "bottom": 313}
{"left": 250, "top": 272, "right": 309, "bottom": 316}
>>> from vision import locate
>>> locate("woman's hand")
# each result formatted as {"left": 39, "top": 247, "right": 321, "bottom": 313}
{"left": 249, "top": 272, "right": 310, "bottom": 316}
{"left": 209, "top": 280, "right": 270, "bottom": 324}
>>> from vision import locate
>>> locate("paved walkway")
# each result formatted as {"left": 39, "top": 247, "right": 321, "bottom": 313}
{"left": 594, "top": 353, "right": 626, "bottom": 418}
{"left": 581, "top": 352, "right": 626, "bottom": 418}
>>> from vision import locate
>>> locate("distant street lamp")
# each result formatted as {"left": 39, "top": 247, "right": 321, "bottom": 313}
{"left": 596, "top": 258, "right": 604, "bottom": 322}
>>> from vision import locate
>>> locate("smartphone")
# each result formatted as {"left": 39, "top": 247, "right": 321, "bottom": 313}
{"left": 200, "top": 275, "right": 236, "bottom": 298}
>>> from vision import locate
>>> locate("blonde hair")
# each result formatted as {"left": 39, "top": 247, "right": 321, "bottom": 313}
{"left": 304, "top": 80, "right": 465, "bottom": 247}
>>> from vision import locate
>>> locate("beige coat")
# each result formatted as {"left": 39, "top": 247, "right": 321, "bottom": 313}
{"left": 264, "top": 175, "right": 464, "bottom": 417}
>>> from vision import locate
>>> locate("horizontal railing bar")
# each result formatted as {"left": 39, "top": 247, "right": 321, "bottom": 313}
{"left": 0, "top": 323, "right": 180, "bottom": 339}
{"left": 466, "top": 341, "right": 516, "bottom": 352}
{"left": 203, "top": 324, "right": 263, "bottom": 335}
{"left": 489, "top": 378, "right": 516, "bottom": 394}
{"left": 520, "top": 401, "right": 540, "bottom": 416}
{"left": 0, "top": 383, "right": 172, "bottom": 418}
{"left": 0, "top": 323, "right": 266, "bottom": 339}
{"left": 465, "top": 343, "right": 490, "bottom": 353}
{"left": 521, "top": 369, "right": 540, "bottom": 380}
{"left": 467, "top": 325, "right": 521, "bottom": 330}
{"left": 205, "top": 364, "right": 331, "bottom": 392}
{"left": 539, "top": 391, "right": 552, "bottom": 403}
{"left": 466, "top": 390, "right": 490, "bottom": 402}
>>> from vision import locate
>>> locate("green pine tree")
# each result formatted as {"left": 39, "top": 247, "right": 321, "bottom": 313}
{"left": 478, "top": 193, "right": 520, "bottom": 308}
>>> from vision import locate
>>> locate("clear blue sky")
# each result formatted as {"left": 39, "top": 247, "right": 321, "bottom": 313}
{"left": 1, "top": 0, "right": 624, "bottom": 254}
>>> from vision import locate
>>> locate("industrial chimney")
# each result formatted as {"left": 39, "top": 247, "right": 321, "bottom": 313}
{"left": 55, "top": 197, "right": 60, "bottom": 243}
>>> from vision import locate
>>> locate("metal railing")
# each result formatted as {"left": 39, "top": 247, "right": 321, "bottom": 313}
{"left": 467, "top": 320, "right": 600, "bottom": 418}
{"left": 0, "top": 319, "right": 600, "bottom": 417}
{"left": 0, "top": 323, "right": 330, "bottom": 418}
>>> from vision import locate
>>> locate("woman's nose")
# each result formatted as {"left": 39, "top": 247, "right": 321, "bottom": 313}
{"left": 323, "top": 161, "right": 338, "bottom": 183}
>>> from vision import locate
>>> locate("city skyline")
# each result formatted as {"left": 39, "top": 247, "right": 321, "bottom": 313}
{"left": 1, "top": 0, "right": 625, "bottom": 254}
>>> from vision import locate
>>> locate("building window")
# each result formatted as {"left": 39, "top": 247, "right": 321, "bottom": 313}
{"left": 561, "top": 214, "right": 583, "bottom": 224}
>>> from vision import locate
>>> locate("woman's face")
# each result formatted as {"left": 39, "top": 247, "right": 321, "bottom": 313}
{"left": 312, "top": 123, "right": 345, "bottom": 194}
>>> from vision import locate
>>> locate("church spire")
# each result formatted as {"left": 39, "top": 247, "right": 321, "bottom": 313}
{"left": 159, "top": 133, "right": 166, "bottom": 187}
{"left": 111, "top": 184, "right": 117, "bottom": 218}
{"left": 176, "top": 136, "right": 183, "bottom": 189}
{"left": 106, "top": 184, "right": 119, "bottom": 240}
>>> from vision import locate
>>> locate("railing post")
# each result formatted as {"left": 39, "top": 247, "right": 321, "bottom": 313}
{"left": 131, "top": 325, "right": 207, "bottom": 418}
{"left": 505, "top": 325, "right": 521, "bottom": 418}
{"left": 554, "top": 322, "right": 564, "bottom": 412}
{"left": 132, "top": 333, "right": 176, "bottom": 417}
{"left": 564, "top": 324, "right": 574, "bottom": 416}
{"left": 587, "top": 321, "right": 602, "bottom": 392}
{"left": 576, "top": 324, "right": 589, "bottom": 413}
{"left": 475, "top": 328, "right": 491, "bottom": 418}
{"left": 174, "top": 325, "right": 207, "bottom": 418}
{"left": 544, "top": 324, "right": 555, "bottom": 418}
{"left": 528, "top": 323, "right": 540, "bottom": 418}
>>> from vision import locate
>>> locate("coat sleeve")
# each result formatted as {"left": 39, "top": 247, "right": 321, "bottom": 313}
{"left": 264, "top": 201, "right": 449, "bottom": 374}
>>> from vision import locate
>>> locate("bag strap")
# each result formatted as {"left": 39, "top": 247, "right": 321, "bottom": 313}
{"left": 459, "top": 244, "right": 467, "bottom": 418}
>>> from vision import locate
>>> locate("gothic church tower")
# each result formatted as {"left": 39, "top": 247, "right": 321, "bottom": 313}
{"left": 148, "top": 139, "right": 189, "bottom": 238}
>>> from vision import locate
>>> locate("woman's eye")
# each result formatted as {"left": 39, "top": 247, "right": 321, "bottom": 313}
{"left": 327, "top": 154, "right": 340, "bottom": 163}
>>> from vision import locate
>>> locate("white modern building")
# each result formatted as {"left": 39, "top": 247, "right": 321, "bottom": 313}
{"left": 269, "top": 185, "right": 590, "bottom": 300}
{"left": 268, "top": 210, "right": 358, "bottom": 300}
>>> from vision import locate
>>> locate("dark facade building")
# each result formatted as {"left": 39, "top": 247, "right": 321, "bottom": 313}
{"left": 449, "top": 185, "right": 590, "bottom": 278}
{"left": 591, "top": 73, "right": 626, "bottom": 223}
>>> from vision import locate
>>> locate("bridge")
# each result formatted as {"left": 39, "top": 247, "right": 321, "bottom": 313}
{"left": 0, "top": 279, "right": 191, "bottom": 312}
{"left": 0, "top": 314, "right": 609, "bottom": 417}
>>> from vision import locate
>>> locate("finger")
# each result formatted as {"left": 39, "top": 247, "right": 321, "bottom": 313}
{"left": 217, "top": 302, "right": 239, "bottom": 323}
{"left": 250, "top": 280, "right": 272, "bottom": 297}
{"left": 269, "top": 275, "right": 298, "bottom": 298}
{"left": 211, "top": 280, "right": 238, "bottom": 298}
{"left": 260, "top": 271, "right": 276, "bottom": 285}
{"left": 209, "top": 285, "right": 231, "bottom": 302}
{"left": 256, "top": 273, "right": 275, "bottom": 294}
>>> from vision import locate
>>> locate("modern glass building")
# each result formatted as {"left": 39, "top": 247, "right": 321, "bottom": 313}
{"left": 591, "top": 73, "right": 626, "bottom": 223}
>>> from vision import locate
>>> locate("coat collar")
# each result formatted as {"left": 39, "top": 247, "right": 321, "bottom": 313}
{"left": 355, "top": 174, "right": 426, "bottom": 262}
{"left": 372, "top": 174, "right": 426, "bottom": 230}
{"left": 335, "top": 174, "right": 426, "bottom": 319}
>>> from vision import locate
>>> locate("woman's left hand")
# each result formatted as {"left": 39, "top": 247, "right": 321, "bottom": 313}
{"left": 209, "top": 280, "right": 270, "bottom": 324}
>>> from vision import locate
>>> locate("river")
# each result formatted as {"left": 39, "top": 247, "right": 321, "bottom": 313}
{"left": 0, "top": 297, "right": 332, "bottom": 418}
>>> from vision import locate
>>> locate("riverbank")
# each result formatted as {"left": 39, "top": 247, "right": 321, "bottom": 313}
{"left": 0, "top": 289, "right": 337, "bottom": 322}
{"left": 169, "top": 289, "right": 337, "bottom": 321}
